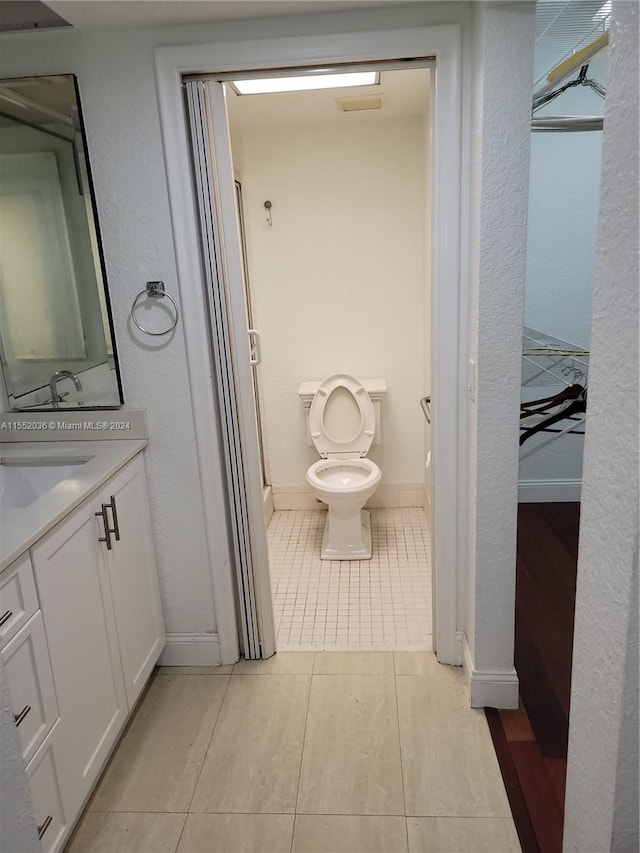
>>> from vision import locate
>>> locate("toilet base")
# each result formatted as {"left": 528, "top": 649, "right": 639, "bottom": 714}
{"left": 321, "top": 509, "right": 372, "bottom": 561}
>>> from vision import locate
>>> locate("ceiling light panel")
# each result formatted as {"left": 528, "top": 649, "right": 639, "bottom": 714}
{"left": 232, "top": 71, "right": 379, "bottom": 95}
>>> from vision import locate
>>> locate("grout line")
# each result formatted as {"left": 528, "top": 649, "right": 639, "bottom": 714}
{"left": 183, "top": 672, "right": 233, "bottom": 817}
{"left": 292, "top": 657, "right": 315, "bottom": 847}
{"left": 170, "top": 813, "right": 188, "bottom": 853}
{"left": 392, "top": 657, "right": 410, "bottom": 839}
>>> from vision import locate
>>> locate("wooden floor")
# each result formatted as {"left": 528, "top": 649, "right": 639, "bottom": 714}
{"left": 486, "top": 502, "right": 580, "bottom": 853}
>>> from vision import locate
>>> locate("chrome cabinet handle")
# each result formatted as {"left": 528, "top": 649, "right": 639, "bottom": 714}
{"left": 14, "top": 705, "right": 31, "bottom": 727}
{"left": 0, "top": 609, "right": 13, "bottom": 628}
{"left": 419, "top": 395, "right": 431, "bottom": 424}
{"left": 96, "top": 505, "right": 112, "bottom": 550}
{"left": 37, "top": 816, "right": 53, "bottom": 840}
{"left": 106, "top": 495, "right": 120, "bottom": 542}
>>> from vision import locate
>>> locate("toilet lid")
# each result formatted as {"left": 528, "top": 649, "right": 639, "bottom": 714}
{"left": 309, "top": 374, "right": 375, "bottom": 458}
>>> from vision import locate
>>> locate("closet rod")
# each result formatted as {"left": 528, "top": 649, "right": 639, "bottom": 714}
{"left": 532, "top": 115, "right": 603, "bottom": 132}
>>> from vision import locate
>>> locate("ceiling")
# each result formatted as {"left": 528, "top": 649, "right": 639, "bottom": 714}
{"left": 1, "top": 1, "right": 610, "bottom": 99}
{"left": 0, "top": 1, "right": 69, "bottom": 32}
{"left": 38, "top": 0, "right": 409, "bottom": 31}
{"left": 226, "top": 67, "right": 430, "bottom": 131}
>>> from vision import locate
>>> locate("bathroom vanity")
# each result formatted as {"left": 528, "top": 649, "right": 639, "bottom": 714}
{"left": 0, "top": 441, "right": 165, "bottom": 852}
{"left": 0, "top": 71, "right": 165, "bottom": 852}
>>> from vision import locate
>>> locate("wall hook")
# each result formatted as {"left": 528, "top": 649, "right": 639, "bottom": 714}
{"left": 264, "top": 200, "right": 273, "bottom": 227}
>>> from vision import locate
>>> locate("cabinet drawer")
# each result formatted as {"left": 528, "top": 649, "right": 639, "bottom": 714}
{"left": 2, "top": 611, "right": 59, "bottom": 765}
{"left": 26, "top": 722, "right": 68, "bottom": 853}
{"left": 0, "top": 553, "right": 39, "bottom": 648}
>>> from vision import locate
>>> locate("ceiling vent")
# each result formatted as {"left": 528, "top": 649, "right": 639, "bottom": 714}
{"left": 336, "top": 96, "right": 383, "bottom": 113}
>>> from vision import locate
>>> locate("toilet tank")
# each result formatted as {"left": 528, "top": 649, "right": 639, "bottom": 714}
{"left": 298, "top": 378, "right": 387, "bottom": 447}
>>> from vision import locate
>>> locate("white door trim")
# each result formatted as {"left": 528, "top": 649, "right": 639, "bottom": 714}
{"left": 155, "top": 24, "right": 464, "bottom": 665}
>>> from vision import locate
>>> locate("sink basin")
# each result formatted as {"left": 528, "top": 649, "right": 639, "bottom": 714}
{"left": 0, "top": 458, "right": 89, "bottom": 511}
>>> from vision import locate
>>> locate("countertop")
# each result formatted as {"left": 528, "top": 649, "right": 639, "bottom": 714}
{"left": 0, "top": 439, "right": 147, "bottom": 572}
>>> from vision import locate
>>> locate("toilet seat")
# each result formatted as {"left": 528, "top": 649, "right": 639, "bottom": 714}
{"left": 306, "top": 457, "right": 381, "bottom": 495}
{"left": 309, "top": 373, "right": 375, "bottom": 459}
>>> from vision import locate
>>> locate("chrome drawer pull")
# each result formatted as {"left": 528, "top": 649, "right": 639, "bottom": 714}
{"left": 14, "top": 705, "right": 31, "bottom": 727}
{"left": 96, "top": 505, "right": 112, "bottom": 550}
{"left": 37, "top": 815, "right": 53, "bottom": 840}
{"left": 107, "top": 495, "right": 120, "bottom": 542}
{"left": 0, "top": 609, "right": 13, "bottom": 628}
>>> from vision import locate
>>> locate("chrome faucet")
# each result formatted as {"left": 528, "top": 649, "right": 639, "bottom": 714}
{"left": 49, "top": 370, "right": 83, "bottom": 408}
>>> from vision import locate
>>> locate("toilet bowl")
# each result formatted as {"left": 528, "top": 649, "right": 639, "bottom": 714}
{"left": 304, "top": 374, "right": 382, "bottom": 560}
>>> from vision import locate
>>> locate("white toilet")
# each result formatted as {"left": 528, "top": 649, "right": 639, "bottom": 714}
{"left": 303, "top": 374, "right": 383, "bottom": 560}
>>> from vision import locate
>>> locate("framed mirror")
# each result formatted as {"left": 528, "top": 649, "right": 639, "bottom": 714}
{"left": 0, "top": 74, "right": 124, "bottom": 409}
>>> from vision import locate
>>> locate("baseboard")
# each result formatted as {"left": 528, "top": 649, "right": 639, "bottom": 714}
{"left": 461, "top": 631, "right": 474, "bottom": 681}
{"left": 157, "top": 633, "right": 221, "bottom": 666}
{"left": 460, "top": 632, "right": 519, "bottom": 709}
{"left": 263, "top": 484, "right": 274, "bottom": 526}
{"left": 368, "top": 483, "right": 424, "bottom": 508}
{"left": 518, "top": 479, "right": 581, "bottom": 503}
{"left": 272, "top": 485, "right": 320, "bottom": 511}
{"left": 423, "top": 481, "right": 431, "bottom": 521}
{"left": 271, "top": 482, "right": 424, "bottom": 511}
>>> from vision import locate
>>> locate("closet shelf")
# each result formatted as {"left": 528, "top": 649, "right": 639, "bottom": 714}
{"left": 522, "top": 327, "right": 589, "bottom": 389}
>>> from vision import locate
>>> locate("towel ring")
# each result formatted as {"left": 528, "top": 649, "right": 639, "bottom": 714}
{"left": 131, "top": 281, "right": 179, "bottom": 336}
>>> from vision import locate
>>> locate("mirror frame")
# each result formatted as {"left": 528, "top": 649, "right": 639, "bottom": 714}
{"left": 0, "top": 73, "right": 125, "bottom": 410}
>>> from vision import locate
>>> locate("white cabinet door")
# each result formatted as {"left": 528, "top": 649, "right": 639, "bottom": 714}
{"left": 26, "top": 722, "right": 68, "bottom": 853}
{"left": 31, "top": 498, "right": 126, "bottom": 817}
{"left": 1, "top": 612, "right": 59, "bottom": 766}
{"left": 99, "top": 453, "right": 165, "bottom": 708}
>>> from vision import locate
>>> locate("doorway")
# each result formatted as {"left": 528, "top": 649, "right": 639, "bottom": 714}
{"left": 188, "top": 65, "right": 434, "bottom": 654}
{"left": 155, "top": 25, "right": 464, "bottom": 666}
{"left": 222, "top": 68, "right": 433, "bottom": 652}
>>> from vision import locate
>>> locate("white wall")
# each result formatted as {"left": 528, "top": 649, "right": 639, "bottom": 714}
{"left": 564, "top": 2, "right": 639, "bottom": 848}
{"left": 0, "top": 2, "right": 538, "bottom": 697}
{"left": 237, "top": 116, "right": 427, "bottom": 501}
{"left": 0, "top": 2, "right": 471, "bottom": 662}
{"left": 0, "top": 29, "right": 223, "bottom": 648}
{"left": 465, "top": 1, "right": 535, "bottom": 699}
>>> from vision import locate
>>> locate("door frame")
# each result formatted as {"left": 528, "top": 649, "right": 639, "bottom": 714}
{"left": 155, "top": 24, "right": 464, "bottom": 665}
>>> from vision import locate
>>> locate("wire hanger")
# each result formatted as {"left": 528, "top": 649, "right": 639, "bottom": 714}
{"left": 520, "top": 383, "right": 585, "bottom": 418}
{"left": 533, "top": 63, "right": 606, "bottom": 114}
{"left": 520, "top": 389, "right": 587, "bottom": 446}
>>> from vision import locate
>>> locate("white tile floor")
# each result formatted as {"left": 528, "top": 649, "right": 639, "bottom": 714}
{"left": 268, "top": 507, "right": 432, "bottom": 651}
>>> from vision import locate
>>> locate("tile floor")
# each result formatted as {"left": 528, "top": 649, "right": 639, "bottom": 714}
{"left": 268, "top": 509, "right": 432, "bottom": 651}
{"left": 67, "top": 653, "right": 521, "bottom": 853}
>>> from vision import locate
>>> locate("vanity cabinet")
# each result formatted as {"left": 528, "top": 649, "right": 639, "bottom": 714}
{"left": 95, "top": 454, "right": 164, "bottom": 709}
{"left": 25, "top": 723, "right": 69, "bottom": 853}
{"left": 0, "top": 555, "right": 67, "bottom": 853}
{"left": 31, "top": 491, "right": 128, "bottom": 818}
{"left": 0, "top": 450, "right": 165, "bottom": 852}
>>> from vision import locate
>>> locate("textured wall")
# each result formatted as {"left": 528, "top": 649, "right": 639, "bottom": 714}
{"left": 466, "top": 1, "right": 536, "bottom": 676}
{"left": 238, "top": 117, "right": 427, "bottom": 489}
{"left": 563, "top": 2, "right": 639, "bottom": 849}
